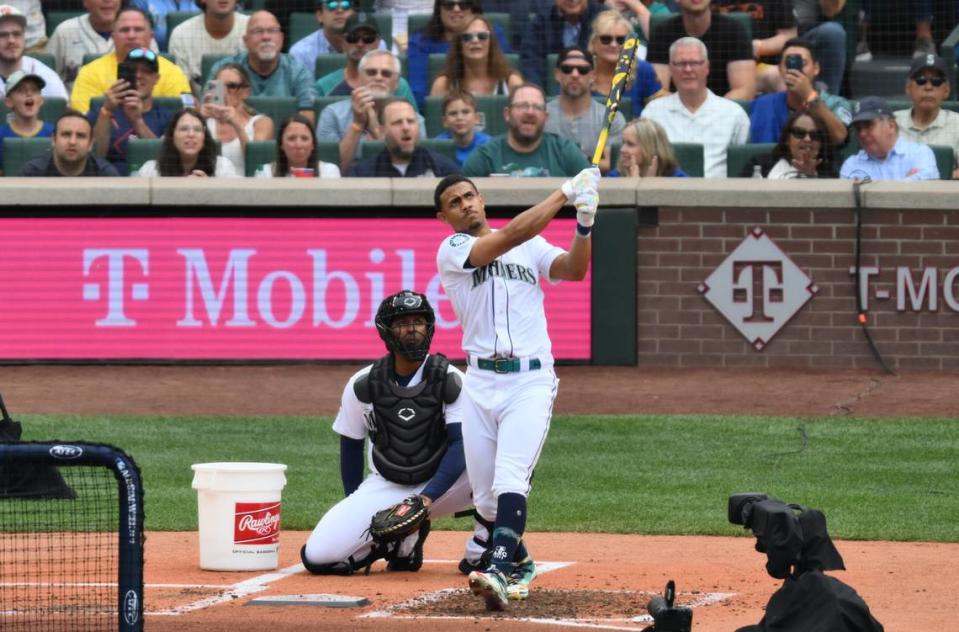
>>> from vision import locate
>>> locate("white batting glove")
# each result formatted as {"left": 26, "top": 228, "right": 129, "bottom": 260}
{"left": 561, "top": 166, "right": 601, "bottom": 202}
{"left": 574, "top": 188, "right": 599, "bottom": 229}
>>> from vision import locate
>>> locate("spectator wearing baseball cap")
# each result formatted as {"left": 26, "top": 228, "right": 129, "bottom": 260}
{"left": 0, "top": 70, "right": 53, "bottom": 173}
{"left": 2, "top": 1, "right": 44, "bottom": 51}
{"left": 545, "top": 46, "right": 626, "bottom": 173}
{"left": 89, "top": 48, "right": 177, "bottom": 175}
{"left": 314, "top": 13, "right": 417, "bottom": 106}
{"left": 70, "top": 7, "right": 192, "bottom": 114}
{"left": 839, "top": 96, "right": 939, "bottom": 181}
{"left": 894, "top": 54, "right": 959, "bottom": 179}
{"left": 0, "top": 5, "right": 69, "bottom": 101}
{"left": 19, "top": 110, "right": 120, "bottom": 176}
{"left": 290, "top": 0, "right": 384, "bottom": 75}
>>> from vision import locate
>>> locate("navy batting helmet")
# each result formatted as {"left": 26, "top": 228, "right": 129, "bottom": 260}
{"left": 375, "top": 290, "right": 436, "bottom": 361}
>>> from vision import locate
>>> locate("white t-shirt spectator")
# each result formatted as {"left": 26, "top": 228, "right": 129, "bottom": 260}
{"left": 168, "top": 12, "right": 249, "bottom": 84}
{"left": 0, "top": 57, "right": 68, "bottom": 100}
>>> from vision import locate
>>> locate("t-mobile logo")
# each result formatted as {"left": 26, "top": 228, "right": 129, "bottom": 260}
{"left": 698, "top": 228, "right": 817, "bottom": 350}
{"left": 82, "top": 249, "right": 150, "bottom": 327}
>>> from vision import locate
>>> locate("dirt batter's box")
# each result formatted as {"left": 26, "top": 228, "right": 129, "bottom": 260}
{"left": 0, "top": 441, "right": 145, "bottom": 632}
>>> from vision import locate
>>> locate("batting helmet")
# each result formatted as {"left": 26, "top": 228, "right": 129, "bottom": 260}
{"left": 375, "top": 290, "right": 436, "bottom": 361}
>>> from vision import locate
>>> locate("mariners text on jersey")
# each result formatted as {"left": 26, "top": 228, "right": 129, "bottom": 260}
{"left": 471, "top": 259, "right": 538, "bottom": 288}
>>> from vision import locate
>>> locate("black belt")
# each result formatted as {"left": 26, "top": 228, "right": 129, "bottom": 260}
{"left": 474, "top": 357, "right": 542, "bottom": 373}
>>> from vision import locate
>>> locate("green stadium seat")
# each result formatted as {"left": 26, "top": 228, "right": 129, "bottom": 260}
{"left": 726, "top": 143, "right": 775, "bottom": 178}
{"left": 407, "top": 12, "right": 511, "bottom": 43}
{"left": 245, "top": 139, "right": 277, "bottom": 177}
{"left": 423, "top": 96, "right": 445, "bottom": 137}
{"left": 650, "top": 11, "right": 752, "bottom": 40}
{"left": 0, "top": 97, "right": 68, "bottom": 125}
{"left": 545, "top": 53, "right": 559, "bottom": 96}
{"left": 930, "top": 144, "right": 954, "bottom": 180}
{"left": 126, "top": 138, "right": 163, "bottom": 174}
{"left": 673, "top": 142, "right": 704, "bottom": 177}
{"left": 201, "top": 53, "right": 232, "bottom": 84}
{"left": 289, "top": 12, "right": 392, "bottom": 50}
{"left": 314, "top": 95, "right": 349, "bottom": 119}
{"left": 428, "top": 52, "right": 519, "bottom": 90}
{"left": 317, "top": 140, "right": 340, "bottom": 166}
{"left": 46, "top": 10, "right": 84, "bottom": 37}
{"left": 315, "top": 53, "right": 347, "bottom": 81}
{"left": 2, "top": 137, "right": 51, "bottom": 176}
{"left": 246, "top": 96, "right": 298, "bottom": 126}
{"left": 167, "top": 11, "right": 201, "bottom": 38}
{"left": 30, "top": 53, "right": 57, "bottom": 72}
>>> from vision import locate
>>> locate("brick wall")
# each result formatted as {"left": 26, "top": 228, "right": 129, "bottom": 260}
{"left": 636, "top": 206, "right": 959, "bottom": 371}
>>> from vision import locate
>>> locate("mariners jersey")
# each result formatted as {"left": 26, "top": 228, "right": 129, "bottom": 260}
{"left": 332, "top": 355, "right": 465, "bottom": 477}
{"left": 436, "top": 231, "right": 564, "bottom": 361}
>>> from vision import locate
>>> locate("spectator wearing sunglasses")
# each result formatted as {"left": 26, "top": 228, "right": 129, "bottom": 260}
{"left": 70, "top": 7, "right": 191, "bottom": 114}
{"left": 749, "top": 38, "right": 851, "bottom": 146}
{"left": 89, "top": 47, "right": 176, "bottom": 175}
{"left": 894, "top": 54, "right": 959, "bottom": 179}
{"left": 291, "top": 0, "right": 380, "bottom": 74}
{"left": 407, "top": 0, "right": 511, "bottom": 107}
{"left": 201, "top": 63, "right": 275, "bottom": 176}
{"left": 209, "top": 11, "right": 317, "bottom": 121}
{"left": 317, "top": 49, "right": 427, "bottom": 171}
{"left": 314, "top": 13, "right": 417, "bottom": 105}
{"left": 545, "top": 47, "right": 624, "bottom": 172}
{"left": 520, "top": 0, "right": 607, "bottom": 89}
{"left": 840, "top": 96, "right": 939, "bottom": 181}
{"left": 647, "top": 0, "right": 755, "bottom": 100}
{"left": 430, "top": 15, "right": 522, "bottom": 99}
{"left": 168, "top": 0, "right": 249, "bottom": 91}
{"left": 587, "top": 11, "right": 661, "bottom": 115}
{"left": 744, "top": 109, "right": 836, "bottom": 178}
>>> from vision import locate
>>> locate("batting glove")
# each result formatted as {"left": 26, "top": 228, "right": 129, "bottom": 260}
{"left": 561, "top": 166, "right": 601, "bottom": 202}
{"left": 574, "top": 188, "right": 599, "bottom": 233}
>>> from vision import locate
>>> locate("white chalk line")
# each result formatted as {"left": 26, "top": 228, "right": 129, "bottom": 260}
{"left": 149, "top": 563, "right": 305, "bottom": 616}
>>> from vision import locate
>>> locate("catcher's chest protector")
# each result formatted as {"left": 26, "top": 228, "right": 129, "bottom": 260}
{"left": 355, "top": 354, "right": 457, "bottom": 485}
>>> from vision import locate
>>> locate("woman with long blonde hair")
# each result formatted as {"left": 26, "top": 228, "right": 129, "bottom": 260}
{"left": 429, "top": 15, "right": 522, "bottom": 97}
{"left": 613, "top": 117, "right": 686, "bottom": 177}
{"left": 588, "top": 10, "right": 663, "bottom": 117}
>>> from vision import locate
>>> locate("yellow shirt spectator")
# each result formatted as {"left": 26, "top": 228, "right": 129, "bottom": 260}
{"left": 70, "top": 53, "right": 192, "bottom": 114}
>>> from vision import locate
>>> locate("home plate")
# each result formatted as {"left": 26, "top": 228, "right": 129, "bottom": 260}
{"left": 246, "top": 594, "right": 369, "bottom": 607}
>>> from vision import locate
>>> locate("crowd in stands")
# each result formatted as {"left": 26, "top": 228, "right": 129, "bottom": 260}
{"left": 0, "top": 0, "right": 956, "bottom": 181}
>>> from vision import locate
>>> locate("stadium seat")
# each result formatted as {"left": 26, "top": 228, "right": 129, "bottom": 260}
{"left": 407, "top": 12, "right": 510, "bottom": 44}
{"left": 0, "top": 97, "right": 68, "bottom": 125}
{"left": 428, "top": 52, "right": 519, "bottom": 89}
{"left": 126, "top": 138, "right": 163, "bottom": 174}
{"left": 201, "top": 53, "right": 231, "bottom": 84}
{"left": 545, "top": 53, "right": 559, "bottom": 96}
{"left": 45, "top": 10, "right": 83, "bottom": 37}
{"left": 650, "top": 11, "right": 752, "bottom": 40}
{"left": 30, "top": 52, "right": 57, "bottom": 72}
{"left": 726, "top": 143, "right": 775, "bottom": 178}
{"left": 315, "top": 53, "right": 347, "bottom": 81}
{"left": 2, "top": 137, "right": 51, "bottom": 176}
{"left": 314, "top": 95, "right": 349, "bottom": 120}
{"left": 317, "top": 140, "right": 340, "bottom": 166}
{"left": 289, "top": 12, "right": 392, "bottom": 50}
{"left": 673, "top": 142, "right": 704, "bottom": 177}
{"left": 245, "top": 140, "right": 277, "bottom": 177}
{"left": 246, "top": 96, "right": 298, "bottom": 126}
{"left": 167, "top": 11, "right": 201, "bottom": 38}
{"left": 930, "top": 144, "right": 954, "bottom": 180}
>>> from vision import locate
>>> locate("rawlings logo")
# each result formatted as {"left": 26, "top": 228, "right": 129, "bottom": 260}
{"left": 49, "top": 445, "right": 83, "bottom": 459}
{"left": 234, "top": 502, "right": 281, "bottom": 545}
{"left": 395, "top": 504, "right": 411, "bottom": 517}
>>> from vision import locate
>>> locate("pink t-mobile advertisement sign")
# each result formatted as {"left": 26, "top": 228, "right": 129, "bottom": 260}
{"left": 0, "top": 218, "right": 590, "bottom": 360}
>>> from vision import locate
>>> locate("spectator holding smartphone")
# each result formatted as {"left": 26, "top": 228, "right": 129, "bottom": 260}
{"left": 201, "top": 63, "right": 275, "bottom": 176}
{"left": 90, "top": 48, "right": 176, "bottom": 175}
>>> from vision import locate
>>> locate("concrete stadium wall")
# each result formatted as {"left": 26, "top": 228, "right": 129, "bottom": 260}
{"left": 3, "top": 177, "right": 957, "bottom": 370}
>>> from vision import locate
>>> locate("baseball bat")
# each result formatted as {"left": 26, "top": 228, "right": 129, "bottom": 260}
{"left": 591, "top": 36, "right": 639, "bottom": 168}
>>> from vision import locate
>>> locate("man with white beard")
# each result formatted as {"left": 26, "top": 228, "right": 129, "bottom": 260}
{"left": 317, "top": 49, "right": 428, "bottom": 172}
{"left": 209, "top": 10, "right": 316, "bottom": 121}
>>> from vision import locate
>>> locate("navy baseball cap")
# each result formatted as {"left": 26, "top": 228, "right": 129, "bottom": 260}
{"left": 345, "top": 12, "right": 379, "bottom": 36}
{"left": 556, "top": 46, "right": 594, "bottom": 69}
{"left": 909, "top": 53, "right": 949, "bottom": 79}
{"left": 850, "top": 96, "right": 894, "bottom": 125}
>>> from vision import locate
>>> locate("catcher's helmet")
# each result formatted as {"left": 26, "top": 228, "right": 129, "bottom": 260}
{"left": 375, "top": 290, "right": 436, "bottom": 361}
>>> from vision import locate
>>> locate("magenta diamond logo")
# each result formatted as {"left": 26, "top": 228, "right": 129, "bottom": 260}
{"left": 697, "top": 227, "right": 818, "bottom": 351}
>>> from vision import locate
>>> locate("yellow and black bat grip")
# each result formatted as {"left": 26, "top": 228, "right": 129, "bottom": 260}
{"left": 591, "top": 37, "right": 638, "bottom": 167}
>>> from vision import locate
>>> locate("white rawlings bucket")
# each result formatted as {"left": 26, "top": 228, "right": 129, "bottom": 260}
{"left": 191, "top": 462, "right": 287, "bottom": 571}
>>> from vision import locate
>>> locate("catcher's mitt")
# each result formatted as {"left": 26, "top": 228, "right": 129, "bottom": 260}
{"left": 369, "top": 495, "right": 429, "bottom": 545}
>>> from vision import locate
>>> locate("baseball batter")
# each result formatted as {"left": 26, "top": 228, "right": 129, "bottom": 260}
{"left": 433, "top": 167, "right": 600, "bottom": 610}
{"left": 301, "top": 290, "right": 486, "bottom": 575}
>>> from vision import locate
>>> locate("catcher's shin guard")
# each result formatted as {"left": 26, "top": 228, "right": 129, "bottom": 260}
{"left": 387, "top": 519, "right": 431, "bottom": 572}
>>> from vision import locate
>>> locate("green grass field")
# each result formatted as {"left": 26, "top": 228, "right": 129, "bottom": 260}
{"left": 19, "top": 414, "right": 959, "bottom": 542}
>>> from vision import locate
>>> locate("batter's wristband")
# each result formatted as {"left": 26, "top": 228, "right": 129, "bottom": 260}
{"left": 576, "top": 222, "right": 592, "bottom": 237}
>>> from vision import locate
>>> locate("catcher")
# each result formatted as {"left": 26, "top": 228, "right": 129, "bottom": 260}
{"left": 301, "top": 290, "right": 487, "bottom": 575}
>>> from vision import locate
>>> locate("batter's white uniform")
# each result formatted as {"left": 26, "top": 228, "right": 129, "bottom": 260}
{"left": 436, "top": 232, "right": 563, "bottom": 523}
{"left": 303, "top": 356, "right": 485, "bottom": 566}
